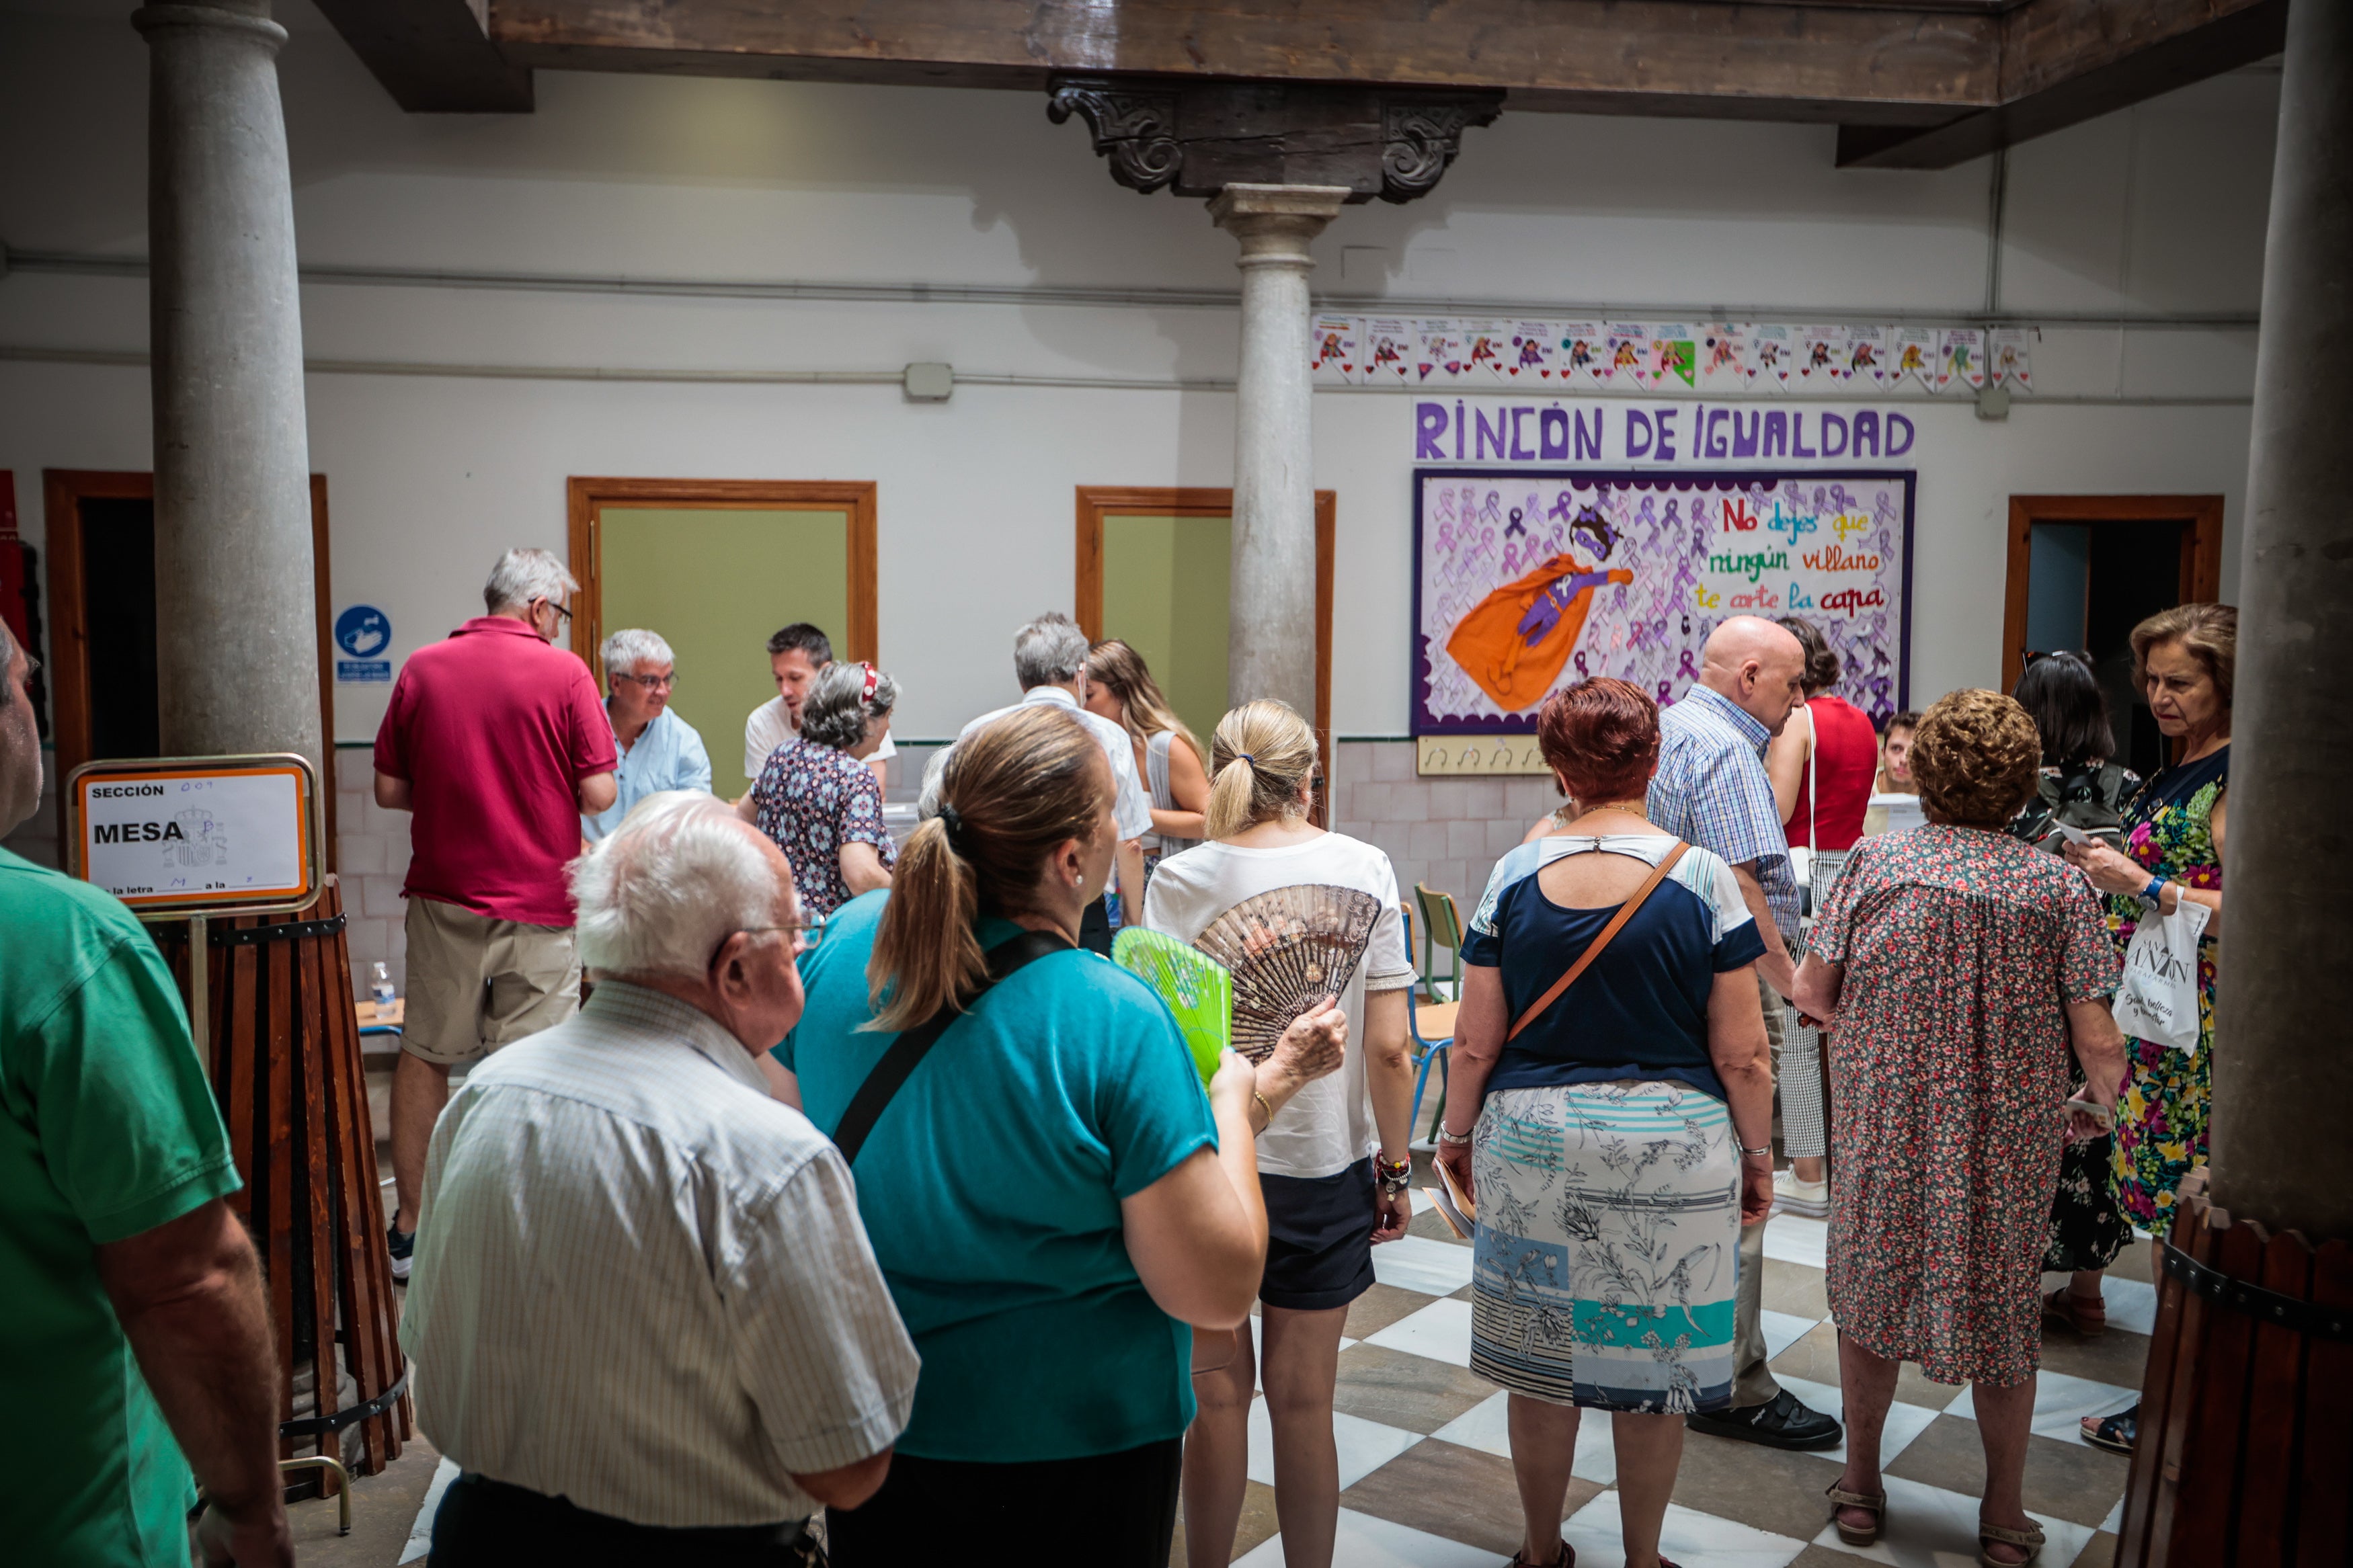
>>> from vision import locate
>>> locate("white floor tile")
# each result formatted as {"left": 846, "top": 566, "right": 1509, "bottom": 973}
{"left": 1232, "top": 1505, "right": 1501, "bottom": 1567}
{"left": 1771, "top": 1374, "right": 1940, "bottom": 1467}
{"left": 1245, "top": 1400, "right": 1423, "bottom": 1490}
{"left": 2102, "top": 1493, "right": 2125, "bottom": 1534}
{"left": 1371, "top": 1235, "right": 1478, "bottom": 1297}
{"left": 1763, "top": 1308, "right": 1824, "bottom": 1361}
{"left": 1565, "top": 1493, "right": 1808, "bottom": 1567}
{"left": 1367, "top": 1298, "right": 1475, "bottom": 1367}
{"left": 2103, "top": 1278, "right": 2159, "bottom": 1337}
{"left": 1807, "top": 1473, "right": 2096, "bottom": 1566}
{"left": 399, "top": 1456, "right": 460, "bottom": 1564}
{"left": 1428, "top": 1389, "right": 1621, "bottom": 1483}
{"left": 1944, "top": 1369, "right": 2138, "bottom": 1448}
{"left": 1762, "top": 1214, "right": 1831, "bottom": 1270}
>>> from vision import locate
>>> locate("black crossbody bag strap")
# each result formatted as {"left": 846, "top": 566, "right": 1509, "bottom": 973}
{"left": 832, "top": 928, "right": 1072, "bottom": 1165}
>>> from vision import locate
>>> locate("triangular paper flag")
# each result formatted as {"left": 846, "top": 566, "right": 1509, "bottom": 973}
{"left": 1558, "top": 321, "right": 1607, "bottom": 384}
{"left": 1509, "top": 320, "right": 1557, "bottom": 380}
{"left": 1607, "top": 322, "right": 1652, "bottom": 388}
{"left": 1844, "top": 325, "right": 1888, "bottom": 386}
{"left": 1891, "top": 327, "right": 1938, "bottom": 388}
{"left": 1363, "top": 317, "right": 1412, "bottom": 384}
{"left": 1700, "top": 323, "right": 1746, "bottom": 386}
{"left": 1798, "top": 325, "right": 1849, "bottom": 383}
{"left": 1989, "top": 327, "right": 2033, "bottom": 391}
{"left": 1309, "top": 315, "right": 1359, "bottom": 384}
{"left": 1747, "top": 324, "right": 1793, "bottom": 386}
{"left": 1938, "top": 328, "right": 1987, "bottom": 391}
{"left": 1414, "top": 319, "right": 1462, "bottom": 383}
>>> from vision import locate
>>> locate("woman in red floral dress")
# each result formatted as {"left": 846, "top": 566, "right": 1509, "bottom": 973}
{"left": 1795, "top": 690, "right": 2126, "bottom": 1567}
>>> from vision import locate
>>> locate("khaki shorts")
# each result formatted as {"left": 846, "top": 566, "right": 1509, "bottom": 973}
{"left": 401, "top": 897, "right": 580, "bottom": 1066}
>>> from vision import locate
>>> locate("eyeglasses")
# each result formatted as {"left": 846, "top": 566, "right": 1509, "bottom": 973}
{"left": 615, "top": 672, "right": 677, "bottom": 691}
{"left": 534, "top": 599, "right": 572, "bottom": 623}
{"left": 705, "top": 917, "right": 827, "bottom": 973}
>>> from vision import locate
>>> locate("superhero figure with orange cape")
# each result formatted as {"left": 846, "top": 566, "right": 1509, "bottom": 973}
{"left": 1446, "top": 547, "right": 1633, "bottom": 712}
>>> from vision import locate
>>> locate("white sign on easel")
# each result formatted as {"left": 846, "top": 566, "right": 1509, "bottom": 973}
{"left": 67, "top": 755, "right": 326, "bottom": 1075}
{"left": 70, "top": 757, "right": 319, "bottom": 911}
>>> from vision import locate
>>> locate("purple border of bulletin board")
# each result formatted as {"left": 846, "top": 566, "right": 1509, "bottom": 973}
{"left": 1410, "top": 466, "right": 1917, "bottom": 736}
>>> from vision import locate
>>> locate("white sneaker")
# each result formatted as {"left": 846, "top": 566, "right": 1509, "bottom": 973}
{"left": 1771, "top": 1169, "right": 1829, "bottom": 1218}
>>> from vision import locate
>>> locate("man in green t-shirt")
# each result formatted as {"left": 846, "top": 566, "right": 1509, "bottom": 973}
{"left": 0, "top": 622, "right": 291, "bottom": 1565}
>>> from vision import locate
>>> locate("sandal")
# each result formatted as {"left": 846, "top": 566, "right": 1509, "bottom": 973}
{"left": 1826, "top": 1481, "right": 1885, "bottom": 1547}
{"left": 1979, "top": 1518, "right": 2045, "bottom": 1566}
{"left": 2082, "top": 1403, "right": 2137, "bottom": 1454}
{"left": 2042, "top": 1285, "right": 2107, "bottom": 1337}
{"left": 1507, "top": 1543, "right": 1573, "bottom": 1567}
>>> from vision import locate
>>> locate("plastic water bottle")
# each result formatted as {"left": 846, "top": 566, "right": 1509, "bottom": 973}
{"left": 370, "top": 962, "right": 395, "bottom": 1009}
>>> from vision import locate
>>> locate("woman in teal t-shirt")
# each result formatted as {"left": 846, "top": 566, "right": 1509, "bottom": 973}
{"left": 780, "top": 705, "right": 1343, "bottom": 1567}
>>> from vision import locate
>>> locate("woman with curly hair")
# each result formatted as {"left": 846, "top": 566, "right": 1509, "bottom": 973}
{"left": 1794, "top": 690, "right": 2127, "bottom": 1567}
{"left": 737, "top": 660, "right": 899, "bottom": 917}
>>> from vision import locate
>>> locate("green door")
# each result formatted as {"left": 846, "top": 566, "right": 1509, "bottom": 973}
{"left": 598, "top": 507, "right": 850, "bottom": 799}
{"left": 1099, "top": 513, "right": 1232, "bottom": 746}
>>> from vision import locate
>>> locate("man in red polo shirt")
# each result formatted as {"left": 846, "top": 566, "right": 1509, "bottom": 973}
{"left": 374, "top": 548, "right": 617, "bottom": 1278}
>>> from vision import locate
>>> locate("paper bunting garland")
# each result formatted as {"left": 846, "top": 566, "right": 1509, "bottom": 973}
{"left": 1309, "top": 316, "right": 1357, "bottom": 385}
{"left": 1938, "top": 328, "right": 1987, "bottom": 391}
{"left": 1507, "top": 320, "right": 1556, "bottom": 382}
{"left": 1700, "top": 323, "right": 1745, "bottom": 386}
{"left": 1891, "top": 327, "right": 1938, "bottom": 388}
{"left": 1310, "top": 313, "right": 2039, "bottom": 397}
{"left": 1413, "top": 319, "right": 1462, "bottom": 383}
{"left": 1362, "top": 317, "right": 1412, "bottom": 384}
{"left": 1988, "top": 327, "right": 2034, "bottom": 390}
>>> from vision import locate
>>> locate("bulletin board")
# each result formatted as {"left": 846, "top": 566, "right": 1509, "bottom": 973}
{"left": 1412, "top": 468, "right": 1913, "bottom": 763}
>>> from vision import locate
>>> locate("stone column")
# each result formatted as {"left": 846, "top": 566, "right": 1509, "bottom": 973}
{"left": 134, "top": 0, "right": 321, "bottom": 769}
{"left": 1210, "top": 184, "right": 1349, "bottom": 722}
{"left": 2204, "top": 0, "right": 2353, "bottom": 1238}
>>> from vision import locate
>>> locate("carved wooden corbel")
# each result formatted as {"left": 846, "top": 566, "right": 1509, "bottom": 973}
{"left": 1046, "top": 78, "right": 1183, "bottom": 194}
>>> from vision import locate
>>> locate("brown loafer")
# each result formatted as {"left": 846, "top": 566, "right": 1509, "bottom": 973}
{"left": 2042, "top": 1285, "right": 2106, "bottom": 1337}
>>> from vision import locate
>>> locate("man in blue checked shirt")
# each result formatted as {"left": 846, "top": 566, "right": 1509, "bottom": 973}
{"left": 1648, "top": 614, "right": 1843, "bottom": 1453}
{"left": 582, "top": 628, "right": 713, "bottom": 841}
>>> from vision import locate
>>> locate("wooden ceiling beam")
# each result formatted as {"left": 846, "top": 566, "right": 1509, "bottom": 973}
{"left": 1837, "top": 0, "right": 2286, "bottom": 167}
{"left": 309, "top": 0, "right": 533, "bottom": 112}
{"left": 485, "top": 0, "right": 1999, "bottom": 124}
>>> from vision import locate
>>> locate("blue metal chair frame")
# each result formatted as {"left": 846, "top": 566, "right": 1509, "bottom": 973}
{"left": 1402, "top": 907, "right": 1453, "bottom": 1143}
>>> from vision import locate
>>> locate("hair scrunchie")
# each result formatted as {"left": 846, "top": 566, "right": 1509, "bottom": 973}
{"left": 938, "top": 802, "right": 967, "bottom": 852}
{"left": 1238, "top": 753, "right": 1257, "bottom": 769}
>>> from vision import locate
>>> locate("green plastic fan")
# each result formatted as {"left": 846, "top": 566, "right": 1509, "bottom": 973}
{"left": 1113, "top": 927, "right": 1232, "bottom": 1086}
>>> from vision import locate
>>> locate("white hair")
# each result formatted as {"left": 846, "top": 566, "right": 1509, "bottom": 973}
{"left": 1012, "top": 611, "right": 1089, "bottom": 690}
{"left": 600, "top": 627, "right": 676, "bottom": 683}
{"left": 800, "top": 659, "right": 898, "bottom": 751}
{"left": 571, "top": 792, "right": 789, "bottom": 979}
{"left": 915, "top": 744, "right": 953, "bottom": 819}
{"left": 483, "top": 548, "right": 579, "bottom": 615}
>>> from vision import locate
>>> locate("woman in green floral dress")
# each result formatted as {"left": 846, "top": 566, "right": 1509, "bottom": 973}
{"left": 2059, "top": 604, "right": 2234, "bottom": 1454}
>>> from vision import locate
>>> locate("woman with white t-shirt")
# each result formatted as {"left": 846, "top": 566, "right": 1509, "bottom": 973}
{"left": 1143, "top": 699, "right": 1419, "bottom": 1568}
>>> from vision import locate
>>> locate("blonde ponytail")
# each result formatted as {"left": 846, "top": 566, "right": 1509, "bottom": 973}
{"left": 1205, "top": 698, "right": 1318, "bottom": 839}
{"left": 867, "top": 705, "right": 1108, "bottom": 1031}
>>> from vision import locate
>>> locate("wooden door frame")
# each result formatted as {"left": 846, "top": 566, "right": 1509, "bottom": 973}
{"left": 2001, "top": 494, "right": 2225, "bottom": 694}
{"left": 1074, "top": 486, "right": 1337, "bottom": 821}
{"left": 40, "top": 470, "right": 338, "bottom": 865}
{"left": 565, "top": 477, "right": 879, "bottom": 690}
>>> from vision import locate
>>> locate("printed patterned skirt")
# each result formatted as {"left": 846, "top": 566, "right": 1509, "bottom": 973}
{"left": 1468, "top": 1081, "right": 1741, "bottom": 1413}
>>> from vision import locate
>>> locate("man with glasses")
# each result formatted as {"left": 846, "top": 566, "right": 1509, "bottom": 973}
{"left": 402, "top": 791, "right": 915, "bottom": 1563}
{"left": 374, "top": 548, "right": 618, "bottom": 1281}
{"left": 584, "top": 628, "right": 712, "bottom": 842}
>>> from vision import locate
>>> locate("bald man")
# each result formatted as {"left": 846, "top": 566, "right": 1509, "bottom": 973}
{"left": 1647, "top": 615, "right": 1840, "bottom": 1451}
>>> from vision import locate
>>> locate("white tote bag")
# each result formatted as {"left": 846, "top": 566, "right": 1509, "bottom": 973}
{"left": 2110, "top": 896, "right": 2211, "bottom": 1053}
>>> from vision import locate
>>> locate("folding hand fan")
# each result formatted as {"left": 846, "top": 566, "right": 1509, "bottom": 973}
{"left": 1190, "top": 885, "right": 1382, "bottom": 1063}
{"left": 1112, "top": 927, "right": 1232, "bottom": 1086}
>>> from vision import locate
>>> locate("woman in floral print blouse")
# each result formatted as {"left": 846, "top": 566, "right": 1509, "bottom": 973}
{"left": 739, "top": 660, "right": 900, "bottom": 919}
{"left": 1795, "top": 689, "right": 2126, "bottom": 1567}
{"left": 2055, "top": 603, "right": 2233, "bottom": 1456}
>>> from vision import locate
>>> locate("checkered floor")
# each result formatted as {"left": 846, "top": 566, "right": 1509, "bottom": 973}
{"left": 1181, "top": 1198, "right": 2147, "bottom": 1568}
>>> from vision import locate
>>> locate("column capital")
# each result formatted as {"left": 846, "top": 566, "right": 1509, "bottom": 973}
{"left": 132, "top": 1, "right": 288, "bottom": 50}
{"left": 1209, "top": 184, "right": 1350, "bottom": 267}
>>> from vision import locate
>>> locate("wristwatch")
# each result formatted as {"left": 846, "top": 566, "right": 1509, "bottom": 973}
{"left": 2142, "top": 876, "right": 2168, "bottom": 907}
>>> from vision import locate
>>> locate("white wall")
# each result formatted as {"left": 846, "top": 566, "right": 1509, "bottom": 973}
{"left": 0, "top": 1, "right": 2281, "bottom": 967}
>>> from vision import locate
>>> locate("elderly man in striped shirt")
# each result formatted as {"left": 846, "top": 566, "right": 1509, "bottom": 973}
{"left": 402, "top": 791, "right": 918, "bottom": 1565}
{"left": 1646, "top": 615, "right": 1843, "bottom": 1453}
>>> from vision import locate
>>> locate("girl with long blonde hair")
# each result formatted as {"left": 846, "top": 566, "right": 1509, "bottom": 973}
{"left": 1142, "top": 699, "right": 1419, "bottom": 1568}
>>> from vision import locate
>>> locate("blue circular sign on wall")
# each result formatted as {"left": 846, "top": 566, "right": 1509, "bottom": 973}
{"left": 334, "top": 604, "right": 392, "bottom": 659}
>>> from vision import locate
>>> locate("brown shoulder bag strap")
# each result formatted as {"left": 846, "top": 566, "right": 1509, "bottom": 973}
{"left": 1507, "top": 841, "right": 1689, "bottom": 1042}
